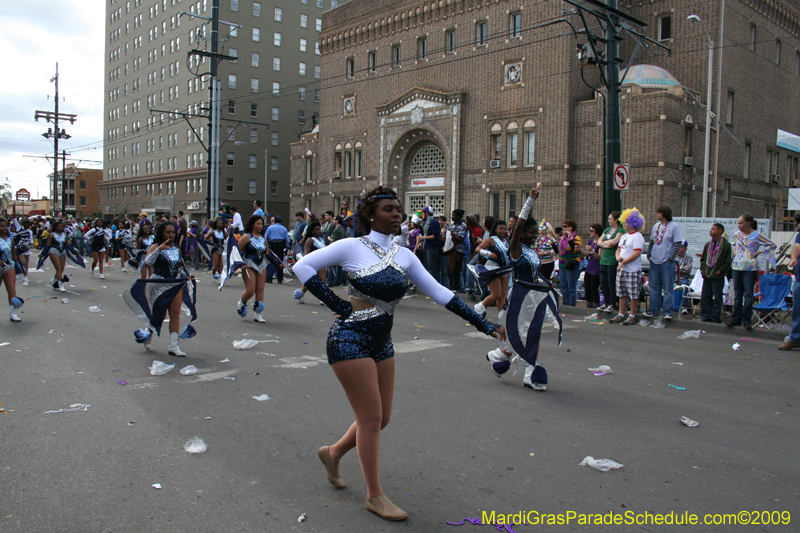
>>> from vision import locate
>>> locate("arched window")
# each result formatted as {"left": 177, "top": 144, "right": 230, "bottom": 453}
{"left": 506, "top": 122, "right": 519, "bottom": 167}
{"left": 490, "top": 122, "right": 502, "bottom": 158}
{"left": 305, "top": 149, "right": 314, "bottom": 183}
{"left": 354, "top": 141, "right": 363, "bottom": 178}
{"left": 523, "top": 119, "right": 535, "bottom": 167}
{"left": 409, "top": 144, "right": 446, "bottom": 175}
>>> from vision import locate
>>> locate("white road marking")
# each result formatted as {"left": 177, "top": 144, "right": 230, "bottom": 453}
{"left": 394, "top": 339, "right": 452, "bottom": 353}
{"left": 274, "top": 355, "right": 327, "bottom": 368}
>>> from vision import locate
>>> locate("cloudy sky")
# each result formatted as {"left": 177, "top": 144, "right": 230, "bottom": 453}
{"left": 0, "top": 0, "right": 105, "bottom": 197}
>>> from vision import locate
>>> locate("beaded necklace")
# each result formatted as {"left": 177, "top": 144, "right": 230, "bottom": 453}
{"left": 707, "top": 238, "right": 721, "bottom": 269}
{"left": 654, "top": 222, "right": 669, "bottom": 245}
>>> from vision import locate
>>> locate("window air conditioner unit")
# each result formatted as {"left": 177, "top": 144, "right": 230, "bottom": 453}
{"left": 489, "top": 159, "right": 501, "bottom": 169}
{"left": 333, "top": 171, "right": 341, "bottom": 179}
{"left": 683, "top": 156, "right": 693, "bottom": 167}
{"left": 771, "top": 174, "right": 781, "bottom": 184}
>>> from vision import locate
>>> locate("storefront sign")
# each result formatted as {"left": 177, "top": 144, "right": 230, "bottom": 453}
{"left": 411, "top": 177, "right": 444, "bottom": 188}
{"left": 777, "top": 129, "right": 800, "bottom": 154}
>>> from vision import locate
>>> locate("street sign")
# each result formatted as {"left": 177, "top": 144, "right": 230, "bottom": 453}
{"left": 613, "top": 163, "right": 629, "bottom": 192}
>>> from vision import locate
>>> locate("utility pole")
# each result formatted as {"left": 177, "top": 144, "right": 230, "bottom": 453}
{"left": 566, "top": 0, "right": 670, "bottom": 216}
{"left": 35, "top": 63, "right": 76, "bottom": 216}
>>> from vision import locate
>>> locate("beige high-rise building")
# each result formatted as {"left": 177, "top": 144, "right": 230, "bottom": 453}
{"left": 101, "top": 0, "right": 349, "bottom": 223}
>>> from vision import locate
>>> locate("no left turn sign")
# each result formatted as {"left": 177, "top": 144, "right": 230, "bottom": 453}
{"left": 613, "top": 163, "right": 629, "bottom": 191}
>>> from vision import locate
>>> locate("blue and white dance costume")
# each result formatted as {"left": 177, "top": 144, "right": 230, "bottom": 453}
{"left": 293, "top": 231, "right": 498, "bottom": 365}
{"left": 0, "top": 234, "right": 24, "bottom": 319}
{"left": 238, "top": 232, "right": 282, "bottom": 318}
{"left": 487, "top": 197, "right": 562, "bottom": 389}
{"left": 84, "top": 227, "right": 112, "bottom": 253}
{"left": 124, "top": 244, "right": 197, "bottom": 355}
{"left": 128, "top": 234, "right": 155, "bottom": 272}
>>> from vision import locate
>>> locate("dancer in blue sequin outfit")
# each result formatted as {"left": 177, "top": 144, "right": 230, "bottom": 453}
{"left": 236, "top": 215, "right": 272, "bottom": 323}
{"left": 0, "top": 219, "right": 24, "bottom": 322}
{"left": 486, "top": 183, "right": 562, "bottom": 390}
{"left": 293, "top": 186, "right": 506, "bottom": 521}
{"left": 133, "top": 222, "right": 196, "bottom": 356}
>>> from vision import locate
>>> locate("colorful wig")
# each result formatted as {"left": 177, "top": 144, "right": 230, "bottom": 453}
{"left": 620, "top": 208, "right": 646, "bottom": 232}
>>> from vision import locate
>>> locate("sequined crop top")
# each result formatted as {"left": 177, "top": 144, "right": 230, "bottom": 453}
{"left": 511, "top": 244, "right": 541, "bottom": 283}
{"left": 52, "top": 232, "right": 67, "bottom": 251}
{"left": 243, "top": 233, "right": 267, "bottom": 262}
{"left": 152, "top": 246, "right": 184, "bottom": 279}
{"left": 140, "top": 235, "right": 154, "bottom": 249}
{"left": 345, "top": 237, "right": 409, "bottom": 317}
{"left": 0, "top": 236, "right": 13, "bottom": 264}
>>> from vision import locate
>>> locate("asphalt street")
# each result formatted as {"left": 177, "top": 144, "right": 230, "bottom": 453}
{"left": 1, "top": 260, "right": 799, "bottom": 532}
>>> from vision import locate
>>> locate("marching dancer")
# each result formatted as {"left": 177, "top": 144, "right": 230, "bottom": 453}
{"left": 84, "top": 219, "right": 111, "bottom": 278}
{"left": 292, "top": 186, "right": 504, "bottom": 521}
{"left": 235, "top": 215, "right": 270, "bottom": 323}
{"left": 486, "top": 184, "right": 562, "bottom": 390}
{"left": 206, "top": 218, "right": 227, "bottom": 280}
{"left": 125, "top": 222, "right": 197, "bottom": 357}
{"left": 116, "top": 221, "right": 132, "bottom": 273}
{"left": 472, "top": 220, "right": 511, "bottom": 317}
{"left": 133, "top": 222, "right": 155, "bottom": 278}
{"left": 293, "top": 221, "right": 326, "bottom": 304}
{"left": 12, "top": 219, "right": 33, "bottom": 286}
{"left": 0, "top": 219, "right": 24, "bottom": 322}
{"left": 46, "top": 220, "right": 70, "bottom": 292}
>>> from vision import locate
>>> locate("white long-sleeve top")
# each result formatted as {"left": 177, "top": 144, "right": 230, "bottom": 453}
{"left": 293, "top": 230, "right": 456, "bottom": 306}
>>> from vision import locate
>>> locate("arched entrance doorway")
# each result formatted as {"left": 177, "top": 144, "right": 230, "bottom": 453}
{"left": 387, "top": 128, "right": 449, "bottom": 217}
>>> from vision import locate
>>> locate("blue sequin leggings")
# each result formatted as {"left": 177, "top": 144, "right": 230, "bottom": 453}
{"left": 326, "top": 311, "right": 394, "bottom": 365}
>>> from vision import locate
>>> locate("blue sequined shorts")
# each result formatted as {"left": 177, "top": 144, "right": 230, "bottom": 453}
{"left": 326, "top": 311, "right": 394, "bottom": 365}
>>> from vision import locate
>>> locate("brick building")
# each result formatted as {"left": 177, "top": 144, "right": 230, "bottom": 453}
{"left": 291, "top": 0, "right": 800, "bottom": 231}
{"left": 101, "top": 0, "right": 350, "bottom": 224}
{"left": 51, "top": 164, "right": 103, "bottom": 217}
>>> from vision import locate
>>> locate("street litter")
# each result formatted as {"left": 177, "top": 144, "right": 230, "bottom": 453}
{"left": 224, "top": 376, "right": 236, "bottom": 380}
{"left": 252, "top": 394, "right": 271, "bottom": 401}
{"left": 588, "top": 365, "right": 612, "bottom": 375}
{"left": 233, "top": 339, "right": 277, "bottom": 349}
{"left": 672, "top": 362, "right": 684, "bottom": 365}
{"left": 219, "top": 358, "right": 230, "bottom": 363}
{"left": 638, "top": 319, "right": 652, "bottom": 327}
{"left": 680, "top": 416, "right": 699, "bottom": 428}
{"left": 152, "top": 483, "right": 162, "bottom": 490}
{"left": 116, "top": 380, "right": 129, "bottom": 385}
{"left": 44, "top": 404, "right": 90, "bottom": 414}
{"left": 579, "top": 456, "right": 623, "bottom": 471}
{"left": 298, "top": 513, "right": 306, "bottom": 523}
{"left": 0, "top": 342, "right": 9, "bottom": 347}
{"left": 732, "top": 343, "right": 741, "bottom": 351}
{"left": 650, "top": 319, "right": 665, "bottom": 329}
{"left": 668, "top": 384, "right": 686, "bottom": 391}
{"left": 256, "top": 352, "right": 277, "bottom": 356}
{"left": 61, "top": 298, "right": 68, "bottom": 304}
{"left": 89, "top": 306, "right": 102, "bottom": 313}
{"left": 739, "top": 338, "right": 760, "bottom": 342}
{"left": 184, "top": 436, "right": 208, "bottom": 454}
{"left": 678, "top": 330, "right": 701, "bottom": 339}
{"left": 149, "top": 360, "right": 175, "bottom": 376}
{"left": 101, "top": 286, "right": 108, "bottom": 288}
{"left": 180, "top": 365, "right": 198, "bottom": 376}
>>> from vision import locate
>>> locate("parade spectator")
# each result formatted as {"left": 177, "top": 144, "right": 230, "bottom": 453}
{"left": 779, "top": 218, "right": 800, "bottom": 350}
{"left": 700, "top": 224, "right": 732, "bottom": 323}
{"left": 230, "top": 206, "right": 244, "bottom": 235}
{"left": 253, "top": 200, "right": 265, "bottom": 218}
{"left": 582, "top": 223, "right": 603, "bottom": 309}
{"left": 727, "top": 214, "right": 776, "bottom": 330}
{"left": 534, "top": 221, "right": 557, "bottom": 281}
{"left": 610, "top": 208, "right": 646, "bottom": 325}
{"left": 293, "top": 211, "right": 307, "bottom": 256}
{"left": 645, "top": 206, "right": 682, "bottom": 321}
{"left": 418, "top": 206, "right": 448, "bottom": 287}
{"left": 597, "top": 211, "right": 623, "bottom": 312}
{"left": 446, "top": 209, "right": 468, "bottom": 292}
{"left": 558, "top": 219, "right": 581, "bottom": 306}
{"left": 266, "top": 215, "right": 291, "bottom": 284}
{"left": 339, "top": 199, "right": 352, "bottom": 219}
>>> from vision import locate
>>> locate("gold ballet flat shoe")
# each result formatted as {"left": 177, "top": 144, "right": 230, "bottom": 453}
{"left": 317, "top": 446, "right": 345, "bottom": 488}
{"left": 365, "top": 494, "right": 407, "bottom": 521}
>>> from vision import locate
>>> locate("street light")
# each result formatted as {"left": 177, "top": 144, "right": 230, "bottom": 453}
{"left": 688, "top": 14, "right": 714, "bottom": 218}
{"left": 234, "top": 140, "right": 268, "bottom": 216}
